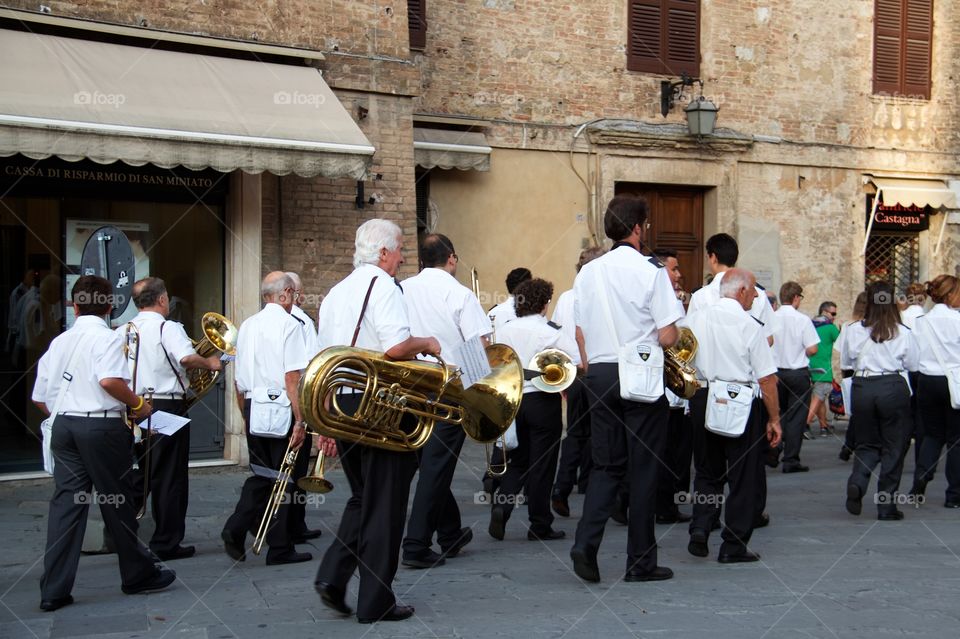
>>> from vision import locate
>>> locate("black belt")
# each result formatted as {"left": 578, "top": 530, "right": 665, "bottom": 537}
{"left": 59, "top": 410, "right": 124, "bottom": 418}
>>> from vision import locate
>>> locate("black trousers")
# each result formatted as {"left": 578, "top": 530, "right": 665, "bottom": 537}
{"left": 689, "top": 391, "right": 765, "bottom": 556}
{"left": 222, "top": 401, "right": 297, "bottom": 557}
{"left": 848, "top": 375, "right": 912, "bottom": 515}
{"left": 778, "top": 368, "right": 812, "bottom": 468}
{"left": 403, "top": 420, "right": 466, "bottom": 556}
{"left": 131, "top": 398, "right": 190, "bottom": 554}
{"left": 656, "top": 406, "right": 693, "bottom": 517}
{"left": 498, "top": 392, "right": 563, "bottom": 534}
{"left": 315, "top": 395, "right": 417, "bottom": 620}
{"left": 905, "top": 371, "right": 924, "bottom": 467}
{"left": 42, "top": 416, "right": 156, "bottom": 600}
{"left": 914, "top": 374, "right": 960, "bottom": 503}
{"left": 552, "top": 378, "right": 592, "bottom": 499}
{"left": 572, "top": 363, "right": 668, "bottom": 573}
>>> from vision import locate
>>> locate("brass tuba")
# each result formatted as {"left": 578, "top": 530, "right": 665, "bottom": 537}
{"left": 664, "top": 326, "right": 701, "bottom": 399}
{"left": 185, "top": 312, "right": 238, "bottom": 408}
{"left": 298, "top": 344, "right": 523, "bottom": 452}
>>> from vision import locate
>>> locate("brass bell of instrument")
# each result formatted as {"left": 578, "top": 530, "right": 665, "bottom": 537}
{"left": 526, "top": 348, "right": 577, "bottom": 393}
{"left": 664, "top": 326, "right": 701, "bottom": 399}
{"left": 186, "top": 312, "right": 238, "bottom": 407}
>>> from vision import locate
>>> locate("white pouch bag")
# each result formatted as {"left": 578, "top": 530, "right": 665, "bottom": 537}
{"left": 705, "top": 380, "right": 754, "bottom": 437}
{"left": 618, "top": 341, "right": 665, "bottom": 403}
{"left": 840, "top": 377, "right": 854, "bottom": 417}
{"left": 249, "top": 387, "right": 292, "bottom": 438}
{"left": 41, "top": 418, "right": 55, "bottom": 474}
{"left": 495, "top": 419, "right": 519, "bottom": 451}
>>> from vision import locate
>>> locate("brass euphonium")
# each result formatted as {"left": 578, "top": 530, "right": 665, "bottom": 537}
{"left": 664, "top": 326, "right": 701, "bottom": 399}
{"left": 298, "top": 344, "right": 523, "bottom": 453}
{"left": 185, "top": 312, "right": 238, "bottom": 407}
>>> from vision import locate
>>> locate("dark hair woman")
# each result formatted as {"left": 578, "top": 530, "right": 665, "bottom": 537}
{"left": 839, "top": 281, "right": 919, "bottom": 520}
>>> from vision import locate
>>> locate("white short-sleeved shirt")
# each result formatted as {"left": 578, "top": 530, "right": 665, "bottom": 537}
{"left": 687, "top": 270, "right": 777, "bottom": 339}
{"left": 114, "top": 311, "right": 196, "bottom": 395}
{"left": 551, "top": 289, "right": 576, "bottom": 345}
{"left": 913, "top": 304, "right": 960, "bottom": 375}
{"left": 33, "top": 315, "right": 130, "bottom": 412}
{"left": 235, "top": 303, "right": 308, "bottom": 395}
{"left": 839, "top": 321, "right": 919, "bottom": 374}
{"left": 901, "top": 304, "right": 924, "bottom": 330}
{"left": 496, "top": 314, "right": 581, "bottom": 393}
{"left": 687, "top": 297, "right": 777, "bottom": 385}
{"left": 772, "top": 305, "right": 821, "bottom": 369}
{"left": 291, "top": 304, "right": 320, "bottom": 359}
{"left": 574, "top": 244, "right": 683, "bottom": 364}
{"left": 401, "top": 268, "right": 491, "bottom": 367}
{"left": 488, "top": 296, "right": 517, "bottom": 333}
{"left": 317, "top": 264, "right": 411, "bottom": 352}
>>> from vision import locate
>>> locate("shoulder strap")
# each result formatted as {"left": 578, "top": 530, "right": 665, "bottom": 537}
{"left": 160, "top": 321, "right": 189, "bottom": 395}
{"left": 351, "top": 276, "right": 379, "bottom": 348}
{"left": 595, "top": 270, "right": 620, "bottom": 345}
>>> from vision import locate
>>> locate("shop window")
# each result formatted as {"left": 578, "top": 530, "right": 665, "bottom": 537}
{"left": 864, "top": 232, "right": 920, "bottom": 294}
{"left": 873, "top": 0, "right": 932, "bottom": 99}
{"left": 627, "top": 0, "right": 700, "bottom": 76}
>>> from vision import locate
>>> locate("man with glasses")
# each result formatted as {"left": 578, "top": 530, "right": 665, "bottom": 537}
{"left": 808, "top": 301, "right": 840, "bottom": 436}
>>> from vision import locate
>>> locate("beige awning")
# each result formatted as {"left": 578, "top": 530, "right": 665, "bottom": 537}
{"left": 0, "top": 29, "right": 374, "bottom": 178}
{"left": 414, "top": 128, "right": 491, "bottom": 171}
{"left": 869, "top": 177, "right": 957, "bottom": 209}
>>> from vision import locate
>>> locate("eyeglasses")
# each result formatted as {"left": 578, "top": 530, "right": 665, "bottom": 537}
{"left": 644, "top": 222, "right": 651, "bottom": 230}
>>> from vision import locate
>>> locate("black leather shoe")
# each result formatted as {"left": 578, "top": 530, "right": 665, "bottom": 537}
{"left": 718, "top": 551, "right": 761, "bottom": 563}
{"left": 266, "top": 550, "right": 312, "bottom": 565}
{"left": 838, "top": 445, "right": 852, "bottom": 461}
{"left": 765, "top": 449, "right": 781, "bottom": 468}
{"left": 315, "top": 581, "right": 352, "bottom": 616}
{"left": 846, "top": 484, "right": 863, "bottom": 516}
{"left": 440, "top": 527, "right": 473, "bottom": 558}
{"left": 624, "top": 566, "right": 674, "bottom": 582}
{"left": 527, "top": 528, "right": 566, "bottom": 541}
{"left": 552, "top": 496, "right": 571, "bottom": 518}
{"left": 782, "top": 464, "right": 810, "bottom": 473}
{"left": 687, "top": 530, "right": 709, "bottom": 558}
{"left": 292, "top": 528, "right": 323, "bottom": 543}
{"left": 39, "top": 595, "right": 73, "bottom": 612}
{"left": 155, "top": 545, "right": 196, "bottom": 561}
{"left": 656, "top": 512, "right": 692, "bottom": 524}
{"left": 753, "top": 513, "right": 770, "bottom": 529}
{"left": 710, "top": 519, "right": 721, "bottom": 531}
{"left": 221, "top": 530, "right": 246, "bottom": 562}
{"left": 570, "top": 547, "right": 600, "bottom": 583}
{"left": 122, "top": 567, "right": 176, "bottom": 594}
{"left": 945, "top": 501, "right": 960, "bottom": 509}
{"left": 488, "top": 506, "right": 506, "bottom": 541}
{"left": 401, "top": 549, "right": 446, "bottom": 569}
{"left": 358, "top": 604, "right": 415, "bottom": 624}
{"left": 878, "top": 510, "right": 905, "bottom": 521}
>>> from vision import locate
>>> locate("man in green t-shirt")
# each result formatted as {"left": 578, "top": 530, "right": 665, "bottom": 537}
{"left": 807, "top": 301, "right": 840, "bottom": 435}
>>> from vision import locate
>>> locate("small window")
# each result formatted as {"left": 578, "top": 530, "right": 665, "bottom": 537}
{"left": 873, "top": 0, "right": 932, "bottom": 99}
{"left": 627, "top": 0, "right": 700, "bottom": 76}
{"left": 865, "top": 233, "right": 920, "bottom": 295}
{"left": 409, "top": 0, "right": 427, "bottom": 51}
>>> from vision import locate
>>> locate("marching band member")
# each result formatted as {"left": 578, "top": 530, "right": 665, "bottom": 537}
{"left": 120, "top": 277, "right": 221, "bottom": 560}
{"left": 909, "top": 275, "right": 960, "bottom": 507}
{"left": 401, "top": 234, "right": 489, "bottom": 568}
{"left": 569, "top": 195, "right": 682, "bottom": 583}
{"left": 285, "top": 272, "right": 323, "bottom": 544}
{"left": 841, "top": 281, "right": 919, "bottom": 520}
{"left": 488, "top": 267, "right": 531, "bottom": 333}
{"left": 771, "top": 281, "right": 820, "bottom": 473}
{"left": 34, "top": 276, "right": 173, "bottom": 611}
{"left": 314, "top": 219, "right": 440, "bottom": 624}
{"left": 685, "top": 269, "right": 781, "bottom": 562}
{"left": 221, "top": 272, "right": 311, "bottom": 565}
{"left": 551, "top": 247, "right": 603, "bottom": 518}
{"left": 490, "top": 278, "right": 580, "bottom": 541}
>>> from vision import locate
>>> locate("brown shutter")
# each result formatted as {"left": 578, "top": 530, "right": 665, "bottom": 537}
{"left": 903, "top": 0, "right": 932, "bottom": 98}
{"left": 628, "top": 0, "right": 664, "bottom": 73}
{"left": 873, "top": 0, "right": 902, "bottom": 95}
{"left": 628, "top": 0, "right": 699, "bottom": 76}
{"left": 665, "top": 0, "right": 700, "bottom": 76}
{"left": 409, "top": 0, "right": 427, "bottom": 51}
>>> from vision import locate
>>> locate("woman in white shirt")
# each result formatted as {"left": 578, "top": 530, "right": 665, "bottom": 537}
{"left": 835, "top": 291, "right": 867, "bottom": 461}
{"left": 840, "top": 281, "right": 919, "bottom": 521}
{"left": 908, "top": 275, "right": 960, "bottom": 508}
{"left": 488, "top": 278, "right": 581, "bottom": 542}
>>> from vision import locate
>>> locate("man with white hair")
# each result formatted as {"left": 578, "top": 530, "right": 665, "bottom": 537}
{"left": 221, "top": 271, "right": 311, "bottom": 565}
{"left": 314, "top": 219, "right": 441, "bottom": 624}
{"left": 685, "top": 268, "right": 782, "bottom": 563}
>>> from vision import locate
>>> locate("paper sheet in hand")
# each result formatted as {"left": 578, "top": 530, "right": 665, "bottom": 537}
{"left": 453, "top": 336, "right": 491, "bottom": 390}
{"left": 138, "top": 411, "right": 191, "bottom": 436}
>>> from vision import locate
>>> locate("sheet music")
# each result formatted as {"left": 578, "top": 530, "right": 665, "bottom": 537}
{"left": 138, "top": 411, "right": 191, "bottom": 436}
{"left": 454, "top": 336, "right": 491, "bottom": 390}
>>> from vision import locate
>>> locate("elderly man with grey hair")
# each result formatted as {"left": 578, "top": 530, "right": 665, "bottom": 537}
{"left": 222, "top": 271, "right": 311, "bottom": 565}
{"left": 684, "top": 268, "right": 782, "bottom": 564}
{"left": 314, "top": 219, "right": 441, "bottom": 624}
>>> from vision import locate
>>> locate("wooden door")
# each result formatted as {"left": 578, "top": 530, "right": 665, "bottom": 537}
{"left": 614, "top": 183, "right": 704, "bottom": 295}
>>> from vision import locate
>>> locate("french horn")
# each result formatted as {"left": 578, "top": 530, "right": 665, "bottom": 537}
{"left": 664, "top": 326, "right": 701, "bottom": 399}
{"left": 185, "top": 312, "right": 238, "bottom": 408}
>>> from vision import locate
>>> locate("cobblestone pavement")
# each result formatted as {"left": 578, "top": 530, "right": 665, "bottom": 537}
{"left": 2, "top": 423, "right": 959, "bottom": 639}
